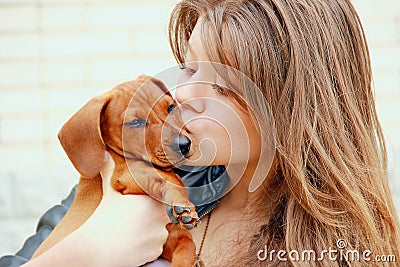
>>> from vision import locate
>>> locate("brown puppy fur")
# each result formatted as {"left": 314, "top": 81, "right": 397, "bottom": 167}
{"left": 32, "top": 75, "right": 197, "bottom": 267}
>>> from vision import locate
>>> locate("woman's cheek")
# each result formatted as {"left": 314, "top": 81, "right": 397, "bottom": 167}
{"left": 185, "top": 118, "right": 232, "bottom": 164}
{"left": 187, "top": 116, "right": 225, "bottom": 137}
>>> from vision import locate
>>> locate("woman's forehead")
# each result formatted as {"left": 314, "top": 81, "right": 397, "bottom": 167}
{"left": 186, "top": 18, "right": 208, "bottom": 61}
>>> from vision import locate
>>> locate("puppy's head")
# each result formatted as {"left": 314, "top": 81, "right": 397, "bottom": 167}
{"left": 58, "top": 75, "right": 192, "bottom": 178}
{"left": 104, "top": 75, "right": 192, "bottom": 167}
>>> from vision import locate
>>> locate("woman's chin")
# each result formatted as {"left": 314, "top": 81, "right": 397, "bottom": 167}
{"left": 181, "top": 149, "right": 218, "bottom": 166}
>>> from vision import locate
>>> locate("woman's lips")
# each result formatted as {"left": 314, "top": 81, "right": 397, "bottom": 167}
{"left": 183, "top": 119, "right": 195, "bottom": 134}
{"left": 178, "top": 107, "right": 194, "bottom": 130}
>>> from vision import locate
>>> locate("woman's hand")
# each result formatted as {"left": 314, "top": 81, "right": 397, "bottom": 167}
{"left": 78, "top": 152, "right": 170, "bottom": 266}
{"left": 70, "top": 194, "right": 169, "bottom": 266}
{"left": 23, "top": 153, "right": 170, "bottom": 267}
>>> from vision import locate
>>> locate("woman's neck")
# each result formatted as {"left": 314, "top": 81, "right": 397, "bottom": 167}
{"left": 222, "top": 162, "right": 261, "bottom": 209}
{"left": 221, "top": 159, "right": 280, "bottom": 215}
{"left": 191, "top": 161, "right": 279, "bottom": 266}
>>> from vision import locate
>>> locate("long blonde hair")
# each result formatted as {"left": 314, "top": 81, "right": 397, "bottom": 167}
{"left": 169, "top": 0, "right": 400, "bottom": 266}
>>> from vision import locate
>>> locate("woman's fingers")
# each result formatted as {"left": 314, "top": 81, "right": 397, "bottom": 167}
{"left": 99, "top": 152, "right": 119, "bottom": 196}
{"left": 99, "top": 152, "right": 170, "bottom": 226}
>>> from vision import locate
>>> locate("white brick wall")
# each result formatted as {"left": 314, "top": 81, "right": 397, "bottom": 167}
{"left": 0, "top": 0, "right": 177, "bottom": 256}
{"left": 352, "top": 0, "right": 400, "bottom": 215}
{"left": 0, "top": 0, "right": 399, "bottom": 257}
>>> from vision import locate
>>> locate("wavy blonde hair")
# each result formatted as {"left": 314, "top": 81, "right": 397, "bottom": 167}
{"left": 169, "top": 0, "right": 400, "bottom": 266}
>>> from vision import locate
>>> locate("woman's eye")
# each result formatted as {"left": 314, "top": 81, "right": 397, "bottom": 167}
{"left": 180, "top": 64, "right": 197, "bottom": 77}
{"left": 186, "top": 67, "right": 197, "bottom": 76}
{"left": 124, "top": 119, "right": 147, "bottom": 128}
{"left": 212, "top": 84, "right": 229, "bottom": 97}
{"left": 168, "top": 103, "right": 176, "bottom": 113}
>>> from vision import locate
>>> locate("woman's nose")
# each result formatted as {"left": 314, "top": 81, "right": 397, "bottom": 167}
{"left": 175, "top": 82, "right": 206, "bottom": 113}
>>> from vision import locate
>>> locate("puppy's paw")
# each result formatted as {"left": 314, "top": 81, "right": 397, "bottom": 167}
{"left": 166, "top": 205, "right": 199, "bottom": 230}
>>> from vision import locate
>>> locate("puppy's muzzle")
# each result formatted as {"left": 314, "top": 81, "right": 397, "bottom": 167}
{"left": 171, "top": 135, "right": 191, "bottom": 158}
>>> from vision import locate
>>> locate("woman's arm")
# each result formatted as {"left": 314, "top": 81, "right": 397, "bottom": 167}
{"left": 21, "top": 194, "right": 169, "bottom": 267}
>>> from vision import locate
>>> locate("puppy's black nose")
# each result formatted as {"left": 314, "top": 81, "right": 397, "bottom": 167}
{"left": 171, "top": 136, "right": 191, "bottom": 157}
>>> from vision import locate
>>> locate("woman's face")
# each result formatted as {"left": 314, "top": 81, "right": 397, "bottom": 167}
{"left": 175, "top": 19, "right": 261, "bottom": 168}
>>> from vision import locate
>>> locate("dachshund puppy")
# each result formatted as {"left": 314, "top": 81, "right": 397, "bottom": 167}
{"left": 33, "top": 75, "right": 199, "bottom": 267}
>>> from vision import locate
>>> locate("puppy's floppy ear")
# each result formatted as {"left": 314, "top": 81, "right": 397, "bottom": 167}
{"left": 137, "top": 74, "right": 171, "bottom": 96}
{"left": 150, "top": 77, "right": 171, "bottom": 96}
{"left": 58, "top": 94, "right": 111, "bottom": 178}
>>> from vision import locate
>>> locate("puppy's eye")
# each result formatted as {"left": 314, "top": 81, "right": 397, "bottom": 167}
{"left": 168, "top": 104, "right": 176, "bottom": 113}
{"left": 124, "top": 119, "right": 147, "bottom": 128}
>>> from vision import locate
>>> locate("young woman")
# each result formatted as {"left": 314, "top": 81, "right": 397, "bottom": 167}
{"left": 167, "top": 0, "right": 400, "bottom": 265}
{"left": 3, "top": 0, "right": 399, "bottom": 266}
